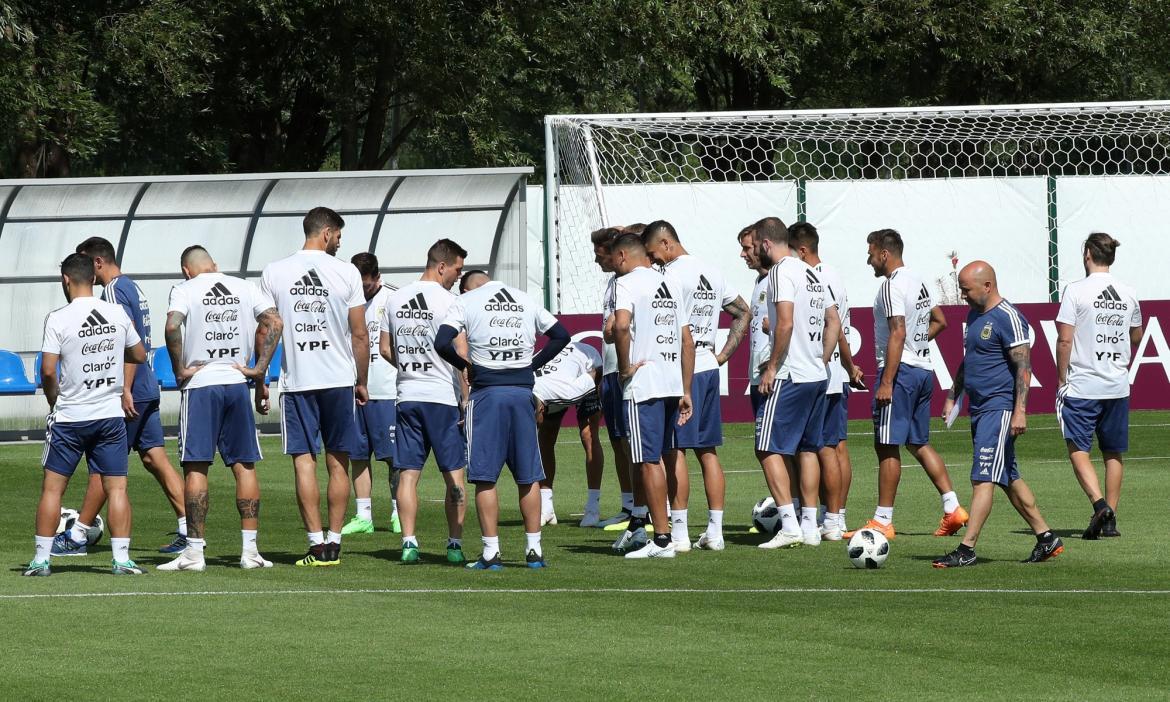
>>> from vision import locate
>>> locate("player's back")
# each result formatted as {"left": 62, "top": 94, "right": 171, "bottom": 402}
{"left": 616, "top": 266, "right": 685, "bottom": 400}
{"left": 44, "top": 297, "right": 137, "bottom": 422}
{"left": 874, "top": 266, "right": 933, "bottom": 370}
{"left": 364, "top": 285, "right": 398, "bottom": 400}
{"left": 447, "top": 281, "right": 555, "bottom": 387}
{"left": 168, "top": 272, "right": 271, "bottom": 389}
{"left": 664, "top": 254, "right": 730, "bottom": 373}
{"left": 261, "top": 249, "right": 364, "bottom": 392}
{"left": 767, "top": 256, "right": 827, "bottom": 383}
{"left": 534, "top": 341, "right": 601, "bottom": 404}
{"left": 103, "top": 275, "right": 159, "bottom": 399}
{"left": 1058, "top": 272, "right": 1141, "bottom": 399}
{"left": 385, "top": 280, "right": 458, "bottom": 405}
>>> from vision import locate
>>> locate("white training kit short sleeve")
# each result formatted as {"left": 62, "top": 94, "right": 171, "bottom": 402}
{"left": 383, "top": 280, "right": 460, "bottom": 406}
{"left": 41, "top": 297, "right": 140, "bottom": 422}
{"left": 1056, "top": 272, "right": 1142, "bottom": 399}
{"left": 665, "top": 254, "right": 735, "bottom": 374}
{"left": 615, "top": 266, "right": 688, "bottom": 401}
{"left": 766, "top": 256, "right": 828, "bottom": 383}
{"left": 874, "top": 266, "right": 933, "bottom": 370}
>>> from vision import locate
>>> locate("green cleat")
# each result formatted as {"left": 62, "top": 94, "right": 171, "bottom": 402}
{"left": 22, "top": 560, "right": 50, "bottom": 577}
{"left": 390, "top": 512, "right": 402, "bottom": 534}
{"left": 341, "top": 515, "right": 374, "bottom": 535}
{"left": 111, "top": 559, "right": 147, "bottom": 575}
{"left": 446, "top": 545, "right": 466, "bottom": 564}
{"left": 401, "top": 544, "right": 420, "bottom": 564}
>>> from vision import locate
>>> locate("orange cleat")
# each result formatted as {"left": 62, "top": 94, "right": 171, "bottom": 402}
{"left": 934, "top": 506, "right": 970, "bottom": 536}
{"left": 843, "top": 519, "right": 896, "bottom": 541}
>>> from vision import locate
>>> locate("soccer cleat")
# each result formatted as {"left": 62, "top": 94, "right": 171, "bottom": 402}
{"left": 240, "top": 550, "right": 274, "bottom": 569}
{"left": 446, "top": 545, "right": 466, "bottom": 564}
{"left": 401, "top": 544, "right": 420, "bottom": 564}
{"left": 525, "top": 549, "right": 547, "bottom": 568}
{"left": 844, "top": 519, "right": 896, "bottom": 541}
{"left": 821, "top": 519, "right": 844, "bottom": 541}
{"left": 934, "top": 506, "right": 970, "bottom": 536}
{"left": 321, "top": 543, "right": 341, "bottom": 565}
{"left": 1101, "top": 514, "right": 1121, "bottom": 538}
{"left": 579, "top": 509, "right": 602, "bottom": 528}
{"left": 540, "top": 511, "right": 558, "bottom": 526}
{"left": 932, "top": 548, "right": 977, "bottom": 568}
{"left": 692, "top": 532, "right": 725, "bottom": 551}
{"left": 600, "top": 510, "right": 633, "bottom": 531}
{"left": 624, "top": 539, "right": 676, "bottom": 559}
{"left": 758, "top": 530, "right": 803, "bottom": 549}
{"left": 1082, "top": 505, "right": 1115, "bottom": 540}
{"left": 389, "top": 512, "right": 402, "bottom": 534}
{"left": 341, "top": 515, "right": 374, "bottom": 535}
{"left": 1023, "top": 537, "right": 1064, "bottom": 563}
{"left": 672, "top": 537, "right": 692, "bottom": 553}
{"left": 160, "top": 532, "right": 189, "bottom": 554}
{"left": 111, "top": 559, "right": 147, "bottom": 575}
{"left": 51, "top": 532, "right": 88, "bottom": 557}
{"left": 156, "top": 547, "right": 206, "bottom": 572}
{"left": 802, "top": 529, "right": 822, "bottom": 546}
{"left": 466, "top": 554, "right": 504, "bottom": 570}
{"left": 612, "top": 527, "right": 648, "bottom": 553}
{"left": 22, "top": 560, "right": 50, "bottom": 577}
{"left": 295, "top": 544, "right": 330, "bottom": 567}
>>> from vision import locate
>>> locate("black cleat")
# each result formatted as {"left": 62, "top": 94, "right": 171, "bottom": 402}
{"left": 1082, "top": 506, "right": 1115, "bottom": 540}
{"left": 932, "top": 548, "right": 977, "bottom": 568}
{"left": 1023, "top": 537, "right": 1064, "bottom": 563}
{"left": 525, "top": 549, "right": 547, "bottom": 569}
{"left": 1101, "top": 513, "right": 1121, "bottom": 538}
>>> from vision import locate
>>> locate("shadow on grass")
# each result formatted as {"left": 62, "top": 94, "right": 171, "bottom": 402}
{"left": 1010, "top": 528, "right": 1085, "bottom": 538}
{"left": 558, "top": 542, "right": 626, "bottom": 556}
{"left": 10, "top": 562, "right": 112, "bottom": 575}
{"left": 905, "top": 553, "right": 1007, "bottom": 564}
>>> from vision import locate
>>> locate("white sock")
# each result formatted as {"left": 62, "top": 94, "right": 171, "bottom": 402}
{"left": 177, "top": 517, "right": 188, "bottom": 537}
{"left": 707, "top": 509, "right": 724, "bottom": 537}
{"left": 800, "top": 507, "right": 818, "bottom": 532}
{"left": 69, "top": 521, "right": 89, "bottom": 544}
{"left": 526, "top": 531, "right": 542, "bottom": 556}
{"left": 187, "top": 537, "right": 206, "bottom": 557}
{"left": 325, "top": 530, "right": 342, "bottom": 545}
{"left": 447, "top": 537, "right": 461, "bottom": 549}
{"left": 632, "top": 505, "right": 649, "bottom": 519}
{"left": 586, "top": 489, "right": 601, "bottom": 512}
{"left": 941, "top": 491, "right": 960, "bottom": 514}
{"left": 874, "top": 505, "right": 894, "bottom": 525}
{"left": 671, "top": 508, "right": 689, "bottom": 541}
{"left": 403, "top": 535, "right": 418, "bottom": 548}
{"left": 241, "top": 529, "right": 257, "bottom": 553}
{"left": 482, "top": 535, "right": 500, "bottom": 560}
{"left": 540, "top": 488, "right": 554, "bottom": 514}
{"left": 111, "top": 537, "right": 130, "bottom": 563}
{"left": 307, "top": 531, "right": 325, "bottom": 547}
{"left": 621, "top": 492, "right": 634, "bottom": 511}
{"left": 356, "top": 498, "right": 373, "bottom": 522}
{"left": 391, "top": 498, "right": 398, "bottom": 516}
{"left": 824, "top": 512, "right": 841, "bottom": 530}
{"left": 777, "top": 504, "right": 799, "bottom": 534}
{"left": 34, "top": 535, "right": 53, "bottom": 563}
{"left": 840, "top": 507, "right": 847, "bottom": 523}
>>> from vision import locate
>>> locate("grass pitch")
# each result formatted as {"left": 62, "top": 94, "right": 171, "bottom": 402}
{"left": 2, "top": 411, "right": 1168, "bottom": 700}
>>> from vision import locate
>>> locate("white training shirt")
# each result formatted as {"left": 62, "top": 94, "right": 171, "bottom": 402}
{"left": 665, "top": 254, "right": 735, "bottom": 374}
{"left": 364, "top": 285, "right": 398, "bottom": 400}
{"left": 601, "top": 274, "right": 619, "bottom": 376}
{"left": 815, "top": 261, "right": 850, "bottom": 394}
{"left": 166, "top": 272, "right": 273, "bottom": 390}
{"left": 766, "top": 256, "right": 828, "bottom": 383}
{"left": 533, "top": 342, "right": 602, "bottom": 405}
{"left": 41, "top": 296, "right": 141, "bottom": 423}
{"left": 383, "top": 280, "right": 460, "bottom": 406}
{"left": 441, "top": 281, "right": 557, "bottom": 372}
{"left": 1056, "top": 272, "right": 1142, "bottom": 399}
{"left": 748, "top": 274, "right": 770, "bottom": 386}
{"left": 874, "top": 266, "right": 933, "bottom": 371}
{"left": 615, "top": 266, "right": 691, "bottom": 401}
{"left": 261, "top": 249, "right": 366, "bottom": 392}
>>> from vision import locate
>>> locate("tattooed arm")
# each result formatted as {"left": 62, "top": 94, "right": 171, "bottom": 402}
{"left": 715, "top": 295, "right": 751, "bottom": 366}
{"left": 250, "top": 307, "right": 283, "bottom": 378}
{"left": 1008, "top": 343, "right": 1032, "bottom": 436}
{"left": 165, "top": 310, "right": 204, "bottom": 385}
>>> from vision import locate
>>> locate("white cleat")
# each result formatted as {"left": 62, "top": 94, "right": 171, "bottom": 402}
{"left": 624, "top": 540, "right": 676, "bottom": 559}
{"left": 239, "top": 550, "right": 274, "bottom": 569}
{"left": 612, "top": 527, "right": 648, "bottom": 553}
{"left": 758, "top": 530, "right": 804, "bottom": 550}
{"left": 693, "top": 532, "right": 726, "bottom": 551}
{"left": 579, "top": 509, "right": 602, "bottom": 528}
{"left": 541, "top": 511, "right": 558, "bottom": 526}
{"left": 821, "top": 519, "right": 844, "bottom": 541}
{"left": 156, "top": 547, "right": 206, "bottom": 572}
{"left": 672, "top": 537, "right": 692, "bottom": 553}
{"left": 802, "top": 529, "right": 822, "bottom": 546}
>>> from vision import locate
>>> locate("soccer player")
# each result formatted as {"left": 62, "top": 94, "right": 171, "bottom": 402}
{"left": 933, "top": 261, "right": 1063, "bottom": 567}
{"left": 739, "top": 226, "right": 771, "bottom": 416}
{"left": 1055, "top": 232, "right": 1142, "bottom": 539}
{"left": 532, "top": 341, "right": 604, "bottom": 525}
{"left": 753, "top": 217, "right": 841, "bottom": 548}
{"left": 643, "top": 222, "right": 751, "bottom": 551}
{"left": 609, "top": 229, "right": 695, "bottom": 559}
{"left": 435, "top": 274, "right": 570, "bottom": 569}
{"left": 261, "top": 207, "right": 369, "bottom": 567}
{"left": 847, "top": 229, "right": 967, "bottom": 541}
{"left": 157, "top": 245, "right": 282, "bottom": 571}
{"left": 25, "top": 253, "right": 147, "bottom": 576}
{"left": 789, "top": 222, "right": 867, "bottom": 540}
{"left": 341, "top": 252, "right": 401, "bottom": 536}
{"left": 381, "top": 239, "right": 469, "bottom": 564}
{"left": 54, "top": 237, "right": 187, "bottom": 557}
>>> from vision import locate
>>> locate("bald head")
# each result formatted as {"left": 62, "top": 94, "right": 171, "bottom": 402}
{"left": 958, "top": 260, "right": 1000, "bottom": 310}
{"left": 180, "top": 245, "right": 217, "bottom": 279}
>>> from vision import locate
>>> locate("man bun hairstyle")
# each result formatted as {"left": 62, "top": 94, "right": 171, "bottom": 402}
{"left": 866, "top": 228, "right": 904, "bottom": 256}
{"left": 1084, "top": 232, "right": 1120, "bottom": 265}
{"left": 303, "top": 206, "right": 345, "bottom": 236}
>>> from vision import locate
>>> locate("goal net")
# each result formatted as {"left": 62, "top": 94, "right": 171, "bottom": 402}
{"left": 545, "top": 101, "right": 1170, "bottom": 313}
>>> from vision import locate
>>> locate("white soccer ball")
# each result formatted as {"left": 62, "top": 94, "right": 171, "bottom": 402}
{"left": 751, "top": 497, "right": 781, "bottom": 535}
{"left": 56, "top": 508, "right": 79, "bottom": 535}
{"left": 847, "top": 528, "right": 890, "bottom": 569}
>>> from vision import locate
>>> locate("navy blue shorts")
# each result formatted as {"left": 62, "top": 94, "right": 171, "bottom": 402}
{"left": 601, "top": 372, "right": 629, "bottom": 440}
{"left": 465, "top": 386, "right": 544, "bottom": 485}
{"left": 126, "top": 399, "right": 165, "bottom": 453}
{"left": 822, "top": 386, "right": 850, "bottom": 447}
{"left": 873, "top": 364, "right": 933, "bottom": 446}
{"left": 1057, "top": 393, "right": 1129, "bottom": 454}
{"left": 280, "top": 386, "right": 359, "bottom": 456}
{"left": 755, "top": 378, "right": 827, "bottom": 455}
{"left": 672, "top": 368, "right": 723, "bottom": 449}
{"left": 970, "top": 409, "right": 1020, "bottom": 486}
{"left": 625, "top": 396, "right": 680, "bottom": 465}
{"left": 179, "top": 383, "right": 261, "bottom": 465}
{"left": 749, "top": 384, "right": 764, "bottom": 416}
{"left": 354, "top": 399, "right": 396, "bottom": 462}
{"left": 43, "top": 416, "right": 128, "bottom": 477}
{"left": 395, "top": 401, "right": 465, "bottom": 471}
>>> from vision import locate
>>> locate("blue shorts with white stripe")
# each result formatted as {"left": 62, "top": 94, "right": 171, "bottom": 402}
{"left": 970, "top": 409, "right": 1019, "bottom": 487}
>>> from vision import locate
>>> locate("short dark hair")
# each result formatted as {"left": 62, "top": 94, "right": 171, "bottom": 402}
{"left": 623, "top": 222, "right": 647, "bottom": 237}
{"left": 866, "top": 228, "right": 904, "bottom": 256}
{"left": 351, "top": 252, "right": 379, "bottom": 278}
{"left": 1084, "top": 232, "right": 1120, "bottom": 265}
{"left": 459, "top": 269, "right": 489, "bottom": 294}
{"left": 426, "top": 238, "right": 468, "bottom": 268}
{"left": 61, "top": 253, "right": 95, "bottom": 283}
{"left": 75, "top": 236, "right": 117, "bottom": 263}
{"left": 611, "top": 232, "right": 645, "bottom": 255}
{"left": 737, "top": 226, "right": 755, "bottom": 242}
{"left": 641, "top": 220, "right": 679, "bottom": 247}
{"left": 752, "top": 217, "right": 788, "bottom": 245}
{"left": 788, "top": 222, "right": 819, "bottom": 253}
{"left": 303, "top": 207, "right": 345, "bottom": 236}
{"left": 590, "top": 227, "right": 623, "bottom": 251}
{"left": 180, "top": 245, "right": 208, "bottom": 268}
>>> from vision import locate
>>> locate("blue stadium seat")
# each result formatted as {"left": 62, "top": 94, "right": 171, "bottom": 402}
{"left": 153, "top": 347, "right": 178, "bottom": 390}
{"left": 0, "top": 350, "right": 35, "bottom": 394}
{"left": 266, "top": 343, "right": 283, "bottom": 384}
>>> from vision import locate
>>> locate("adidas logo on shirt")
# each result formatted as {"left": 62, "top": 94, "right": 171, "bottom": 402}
{"left": 915, "top": 284, "right": 931, "bottom": 310}
{"left": 805, "top": 269, "right": 823, "bottom": 293}
{"left": 1093, "top": 285, "right": 1127, "bottom": 310}
{"left": 78, "top": 309, "right": 117, "bottom": 338}
{"left": 396, "top": 292, "right": 434, "bottom": 320}
{"left": 201, "top": 281, "right": 240, "bottom": 306}
{"left": 694, "top": 274, "right": 718, "bottom": 300}
{"left": 652, "top": 282, "right": 676, "bottom": 309}
{"left": 289, "top": 269, "right": 329, "bottom": 297}
{"left": 484, "top": 287, "right": 524, "bottom": 312}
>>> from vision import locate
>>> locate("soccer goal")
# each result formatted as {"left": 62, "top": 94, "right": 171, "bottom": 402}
{"left": 544, "top": 101, "right": 1170, "bottom": 313}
